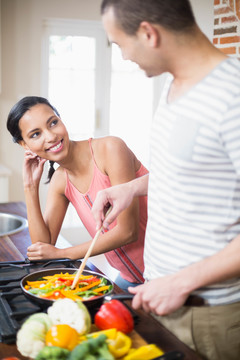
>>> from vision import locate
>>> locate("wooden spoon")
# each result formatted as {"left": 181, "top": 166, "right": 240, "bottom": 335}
{"left": 71, "top": 206, "right": 112, "bottom": 289}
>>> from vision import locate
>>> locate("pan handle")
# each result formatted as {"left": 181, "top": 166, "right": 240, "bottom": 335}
{"left": 152, "top": 351, "right": 184, "bottom": 360}
{"left": 104, "top": 293, "right": 134, "bottom": 302}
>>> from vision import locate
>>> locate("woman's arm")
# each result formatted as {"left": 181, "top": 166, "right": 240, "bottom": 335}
{"left": 92, "top": 159, "right": 149, "bottom": 230}
{"left": 23, "top": 151, "right": 68, "bottom": 245}
{"left": 77, "top": 137, "right": 148, "bottom": 255}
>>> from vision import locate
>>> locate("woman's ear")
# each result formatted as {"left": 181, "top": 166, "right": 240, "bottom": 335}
{"left": 18, "top": 140, "right": 29, "bottom": 150}
{"left": 138, "top": 21, "right": 160, "bottom": 47}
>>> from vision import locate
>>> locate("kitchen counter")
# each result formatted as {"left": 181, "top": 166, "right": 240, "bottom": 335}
{"left": 0, "top": 202, "right": 202, "bottom": 359}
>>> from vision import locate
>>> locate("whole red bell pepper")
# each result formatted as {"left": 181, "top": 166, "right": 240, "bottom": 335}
{"left": 94, "top": 299, "right": 134, "bottom": 334}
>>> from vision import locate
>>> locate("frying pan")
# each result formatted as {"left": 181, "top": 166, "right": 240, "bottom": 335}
{"left": 20, "top": 267, "right": 132, "bottom": 309}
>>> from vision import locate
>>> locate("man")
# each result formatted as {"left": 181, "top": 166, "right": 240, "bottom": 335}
{"left": 92, "top": 1, "right": 240, "bottom": 359}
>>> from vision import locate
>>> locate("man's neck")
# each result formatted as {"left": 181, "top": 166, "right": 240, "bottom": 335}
{"left": 166, "top": 30, "right": 227, "bottom": 103}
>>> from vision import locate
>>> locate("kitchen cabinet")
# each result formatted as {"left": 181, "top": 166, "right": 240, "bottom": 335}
{"left": 0, "top": 202, "right": 202, "bottom": 359}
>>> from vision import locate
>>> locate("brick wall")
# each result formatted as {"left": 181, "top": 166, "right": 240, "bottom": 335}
{"left": 213, "top": 0, "right": 240, "bottom": 58}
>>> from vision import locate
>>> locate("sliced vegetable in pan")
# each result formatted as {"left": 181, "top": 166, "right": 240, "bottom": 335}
{"left": 24, "top": 272, "right": 112, "bottom": 301}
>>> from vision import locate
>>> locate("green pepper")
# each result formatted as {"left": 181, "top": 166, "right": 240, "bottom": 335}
{"left": 35, "top": 346, "right": 70, "bottom": 360}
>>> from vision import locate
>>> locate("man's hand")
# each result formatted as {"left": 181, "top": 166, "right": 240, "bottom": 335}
{"left": 92, "top": 182, "right": 134, "bottom": 230}
{"left": 92, "top": 174, "right": 149, "bottom": 230}
{"left": 128, "top": 275, "right": 190, "bottom": 316}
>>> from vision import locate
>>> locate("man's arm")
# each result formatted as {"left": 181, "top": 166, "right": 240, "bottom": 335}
{"left": 129, "top": 233, "right": 240, "bottom": 315}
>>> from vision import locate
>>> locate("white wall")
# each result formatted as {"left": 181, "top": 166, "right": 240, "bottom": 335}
{"left": 190, "top": 0, "right": 214, "bottom": 40}
{"left": 0, "top": 0, "right": 102, "bottom": 202}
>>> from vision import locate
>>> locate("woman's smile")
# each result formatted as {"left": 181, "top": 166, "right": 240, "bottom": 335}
{"left": 46, "top": 139, "right": 64, "bottom": 153}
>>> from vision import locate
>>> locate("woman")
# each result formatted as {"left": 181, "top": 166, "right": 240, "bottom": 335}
{"left": 7, "top": 96, "right": 148, "bottom": 291}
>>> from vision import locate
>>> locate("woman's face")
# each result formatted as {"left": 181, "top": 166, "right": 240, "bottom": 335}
{"left": 19, "top": 103, "right": 69, "bottom": 161}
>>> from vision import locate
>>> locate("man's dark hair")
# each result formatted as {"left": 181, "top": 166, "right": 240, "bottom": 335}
{"left": 101, "top": 0, "right": 196, "bottom": 35}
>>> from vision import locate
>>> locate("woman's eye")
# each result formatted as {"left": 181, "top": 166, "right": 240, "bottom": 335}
{"left": 50, "top": 119, "right": 58, "bottom": 127}
{"left": 31, "top": 132, "right": 40, "bottom": 139}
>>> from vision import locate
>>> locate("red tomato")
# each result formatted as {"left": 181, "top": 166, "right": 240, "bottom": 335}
{"left": 1, "top": 358, "right": 20, "bottom": 360}
{"left": 94, "top": 299, "right": 134, "bottom": 334}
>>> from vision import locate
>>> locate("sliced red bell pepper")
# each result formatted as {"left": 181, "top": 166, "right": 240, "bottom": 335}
{"left": 94, "top": 299, "right": 134, "bottom": 334}
{"left": 57, "top": 278, "right": 73, "bottom": 286}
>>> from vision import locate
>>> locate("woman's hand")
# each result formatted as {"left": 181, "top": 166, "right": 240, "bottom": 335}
{"left": 23, "top": 150, "right": 46, "bottom": 188}
{"left": 27, "top": 242, "right": 63, "bottom": 260}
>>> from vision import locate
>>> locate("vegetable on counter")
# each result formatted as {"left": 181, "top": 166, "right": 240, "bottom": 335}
{"left": 45, "top": 324, "right": 79, "bottom": 351}
{"left": 122, "top": 344, "right": 164, "bottom": 360}
{"left": 16, "top": 298, "right": 163, "bottom": 360}
{"left": 35, "top": 346, "right": 70, "bottom": 360}
{"left": 107, "top": 331, "right": 132, "bottom": 358}
{"left": 47, "top": 298, "right": 91, "bottom": 335}
{"left": 68, "top": 334, "right": 114, "bottom": 360}
{"left": 94, "top": 299, "right": 134, "bottom": 334}
{"left": 16, "top": 299, "right": 91, "bottom": 359}
{"left": 16, "top": 313, "right": 52, "bottom": 359}
{"left": 87, "top": 328, "right": 118, "bottom": 340}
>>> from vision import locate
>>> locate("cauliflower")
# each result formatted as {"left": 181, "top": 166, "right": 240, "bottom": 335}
{"left": 17, "top": 320, "right": 47, "bottom": 359}
{"left": 47, "top": 299, "right": 91, "bottom": 335}
{"left": 24, "top": 312, "right": 53, "bottom": 330}
{"left": 16, "top": 313, "right": 52, "bottom": 359}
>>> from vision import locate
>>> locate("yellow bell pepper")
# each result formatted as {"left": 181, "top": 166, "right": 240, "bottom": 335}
{"left": 123, "top": 344, "right": 164, "bottom": 360}
{"left": 45, "top": 324, "right": 79, "bottom": 351}
{"left": 108, "top": 331, "right": 132, "bottom": 358}
{"left": 88, "top": 328, "right": 118, "bottom": 340}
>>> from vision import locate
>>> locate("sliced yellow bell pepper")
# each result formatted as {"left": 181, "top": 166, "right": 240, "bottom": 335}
{"left": 108, "top": 331, "right": 132, "bottom": 358}
{"left": 123, "top": 344, "right": 164, "bottom": 360}
{"left": 88, "top": 328, "right": 118, "bottom": 340}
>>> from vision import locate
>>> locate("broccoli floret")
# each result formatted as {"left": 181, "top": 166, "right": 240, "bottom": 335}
{"left": 68, "top": 334, "right": 114, "bottom": 360}
{"left": 67, "top": 342, "right": 90, "bottom": 360}
{"left": 96, "top": 342, "right": 114, "bottom": 360}
{"left": 35, "top": 346, "right": 70, "bottom": 360}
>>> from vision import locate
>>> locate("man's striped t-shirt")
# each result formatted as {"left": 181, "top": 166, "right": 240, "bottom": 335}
{"left": 144, "top": 57, "right": 240, "bottom": 305}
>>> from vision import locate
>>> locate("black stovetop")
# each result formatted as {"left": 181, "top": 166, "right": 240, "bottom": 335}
{"left": 0, "top": 258, "right": 81, "bottom": 344}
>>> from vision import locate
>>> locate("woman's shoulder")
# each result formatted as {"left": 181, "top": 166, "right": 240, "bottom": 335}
{"left": 92, "top": 136, "right": 130, "bottom": 155}
{"left": 49, "top": 166, "right": 66, "bottom": 193}
{"left": 91, "top": 136, "right": 140, "bottom": 175}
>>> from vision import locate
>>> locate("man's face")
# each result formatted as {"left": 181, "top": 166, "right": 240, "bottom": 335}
{"left": 102, "top": 7, "right": 163, "bottom": 77}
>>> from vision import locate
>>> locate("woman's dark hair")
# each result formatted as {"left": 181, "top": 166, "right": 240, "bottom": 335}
{"left": 101, "top": 0, "right": 196, "bottom": 35}
{"left": 7, "top": 96, "right": 60, "bottom": 183}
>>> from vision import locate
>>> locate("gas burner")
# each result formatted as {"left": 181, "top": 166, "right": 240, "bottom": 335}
{"left": 0, "top": 258, "right": 81, "bottom": 343}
